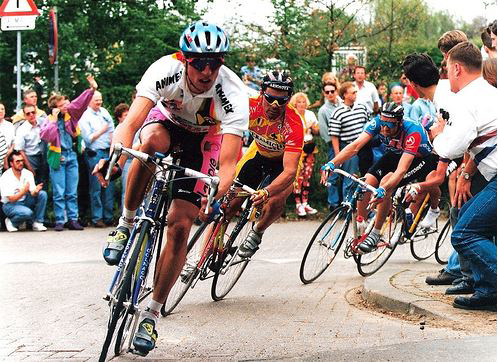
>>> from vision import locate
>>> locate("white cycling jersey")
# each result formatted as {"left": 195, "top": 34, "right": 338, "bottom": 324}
{"left": 136, "top": 52, "right": 248, "bottom": 136}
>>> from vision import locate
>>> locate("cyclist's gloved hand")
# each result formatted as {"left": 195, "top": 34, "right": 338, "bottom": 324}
{"left": 369, "top": 186, "right": 386, "bottom": 208}
{"left": 206, "top": 199, "right": 221, "bottom": 223}
{"left": 404, "top": 184, "right": 421, "bottom": 203}
{"left": 320, "top": 161, "right": 335, "bottom": 185}
{"left": 92, "top": 158, "right": 122, "bottom": 186}
{"left": 251, "top": 188, "right": 269, "bottom": 207}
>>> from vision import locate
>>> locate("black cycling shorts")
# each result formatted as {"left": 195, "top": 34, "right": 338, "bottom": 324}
{"left": 368, "top": 150, "right": 439, "bottom": 186}
{"left": 236, "top": 146, "right": 283, "bottom": 190}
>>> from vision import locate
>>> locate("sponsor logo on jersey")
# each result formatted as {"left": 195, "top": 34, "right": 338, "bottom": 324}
{"left": 405, "top": 135, "right": 416, "bottom": 147}
{"left": 251, "top": 132, "right": 284, "bottom": 151}
{"left": 215, "top": 84, "right": 234, "bottom": 114}
{"left": 155, "top": 71, "right": 182, "bottom": 91}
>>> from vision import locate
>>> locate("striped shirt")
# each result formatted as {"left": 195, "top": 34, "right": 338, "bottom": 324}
{"left": 328, "top": 103, "right": 369, "bottom": 143}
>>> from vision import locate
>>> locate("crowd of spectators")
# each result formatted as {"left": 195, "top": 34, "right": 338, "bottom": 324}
{"left": 0, "top": 75, "right": 133, "bottom": 232}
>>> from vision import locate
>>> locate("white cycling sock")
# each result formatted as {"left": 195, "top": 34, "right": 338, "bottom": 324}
{"left": 118, "top": 207, "right": 137, "bottom": 231}
{"left": 430, "top": 207, "right": 440, "bottom": 213}
{"left": 372, "top": 228, "right": 381, "bottom": 235}
{"left": 145, "top": 299, "right": 162, "bottom": 319}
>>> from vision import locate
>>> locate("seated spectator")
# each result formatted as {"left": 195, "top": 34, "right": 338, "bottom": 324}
{"left": 80, "top": 90, "right": 115, "bottom": 227}
{"left": 14, "top": 104, "right": 48, "bottom": 188}
{"left": 0, "top": 150, "right": 47, "bottom": 232}
{"left": 11, "top": 88, "right": 47, "bottom": 126}
{"left": 40, "top": 75, "right": 97, "bottom": 231}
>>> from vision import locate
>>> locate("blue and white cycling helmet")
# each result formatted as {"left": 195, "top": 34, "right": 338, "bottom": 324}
{"left": 179, "top": 21, "right": 230, "bottom": 56}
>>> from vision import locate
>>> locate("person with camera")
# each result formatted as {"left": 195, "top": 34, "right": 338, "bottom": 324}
{"left": 40, "top": 75, "right": 97, "bottom": 231}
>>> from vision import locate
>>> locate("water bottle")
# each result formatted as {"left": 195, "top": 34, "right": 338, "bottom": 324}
{"left": 404, "top": 208, "right": 413, "bottom": 234}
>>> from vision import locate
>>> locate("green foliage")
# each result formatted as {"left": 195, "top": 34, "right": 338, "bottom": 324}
{"left": 0, "top": 0, "right": 201, "bottom": 113}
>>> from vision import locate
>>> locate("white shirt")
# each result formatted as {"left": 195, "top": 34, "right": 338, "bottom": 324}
{"left": 0, "top": 119, "right": 15, "bottom": 147}
{"left": 355, "top": 80, "right": 380, "bottom": 115}
{"left": 14, "top": 121, "right": 42, "bottom": 156}
{"left": 433, "top": 79, "right": 456, "bottom": 115}
{"left": 433, "top": 77, "right": 497, "bottom": 181}
{"left": 0, "top": 168, "right": 36, "bottom": 203}
{"left": 136, "top": 53, "right": 248, "bottom": 137}
{"left": 302, "top": 109, "right": 318, "bottom": 142}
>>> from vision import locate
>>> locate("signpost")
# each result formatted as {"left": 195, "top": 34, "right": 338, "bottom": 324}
{"left": 0, "top": 0, "right": 40, "bottom": 110}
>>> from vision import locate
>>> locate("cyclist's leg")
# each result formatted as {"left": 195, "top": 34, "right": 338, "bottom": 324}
{"left": 356, "top": 173, "right": 379, "bottom": 220}
{"left": 256, "top": 182, "right": 293, "bottom": 231}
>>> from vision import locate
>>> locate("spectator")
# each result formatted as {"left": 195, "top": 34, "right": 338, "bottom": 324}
{"left": 309, "top": 72, "right": 340, "bottom": 110}
{"left": 40, "top": 75, "right": 97, "bottom": 231}
{"left": 14, "top": 104, "right": 48, "bottom": 188}
{"left": 0, "top": 150, "right": 47, "bottom": 232}
{"left": 0, "top": 102, "right": 15, "bottom": 150}
{"left": 389, "top": 85, "right": 412, "bottom": 115}
{"left": 482, "top": 57, "right": 497, "bottom": 88}
{"left": 329, "top": 82, "right": 368, "bottom": 199}
{"left": 399, "top": 72, "right": 419, "bottom": 103}
{"left": 339, "top": 53, "right": 357, "bottom": 82}
{"left": 0, "top": 131, "right": 7, "bottom": 175}
{"left": 290, "top": 92, "right": 320, "bottom": 217}
{"left": 80, "top": 90, "right": 115, "bottom": 227}
{"left": 353, "top": 66, "right": 380, "bottom": 117}
{"left": 481, "top": 28, "right": 496, "bottom": 59}
{"left": 240, "top": 55, "right": 263, "bottom": 91}
{"left": 317, "top": 81, "right": 343, "bottom": 210}
{"left": 377, "top": 82, "right": 388, "bottom": 106}
{"left": 431, "top": 42, "right": 497, "bottom": 311}
{"left": 11, "top": 89, "right": 47, "bottom": 125}
{"left": 487, "top": 20, "right": 497, "bottom": 49}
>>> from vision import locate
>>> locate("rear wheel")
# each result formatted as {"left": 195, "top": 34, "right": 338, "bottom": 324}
{"left": 356, "top": 208, "right": 402, "bottom": 277}
{"left": 299, "top": 206, "right": 350, "bottom": 284}
{"left": 409, "top": 204, "right": 438, "bottom": 260}
{"left": 435, "top": 219, "right": 452, "bottom": 265}
{"left": 211, "top": 215, "right": 251, "bottom": 301}
{"left": 161, "top": 221, "right": 211, "bottom": 316}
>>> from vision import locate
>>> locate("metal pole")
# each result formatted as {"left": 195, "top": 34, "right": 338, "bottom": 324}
{"left": 16, "top": 30, "right": 21, "bottom": 111}
{"left": 54, "top": 60, "right": 59, "bottom": 92}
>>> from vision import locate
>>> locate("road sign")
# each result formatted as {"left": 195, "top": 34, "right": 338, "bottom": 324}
{"left": 0, "top": 0, "right": 40, "bottom": 16}
{"left": 1, "top": 14, "right": 35, "bottom": 30}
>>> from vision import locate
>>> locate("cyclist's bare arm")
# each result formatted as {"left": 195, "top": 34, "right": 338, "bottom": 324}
{"left": 93, "top": 96, "right": 154, "bottom": 186}
{"left": 265, "top": 151, "right": 300, "bottom": 198}
{"left": 416, "top": 160, "right": 449, "bottom": 191}
{"left": 216, "top": 133, "right": 243, "bottom": 198}
{"left": 331, "top": 132, "right": 372, "bottom": 167}
{"left": 379, "top": 152, "right": 415, "bottom": 192}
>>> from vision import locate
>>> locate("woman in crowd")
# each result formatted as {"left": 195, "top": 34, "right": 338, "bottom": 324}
{"left": 290, "top": 92, "right": 320, "bottom": 217}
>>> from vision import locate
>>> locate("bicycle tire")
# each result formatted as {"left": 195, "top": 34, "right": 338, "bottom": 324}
{"left": 99, "top": 221, "right": 151, "bottom": 362}
{"left": 435, "top": 219, "right": 452, "bottom": 265}
{"left": 299, "top": 206, "right": 350, "bottom": 284}
{"left": 356, "top": 207, "right": 402, "bottom": 277}
{"left": 409, "top": 204, "right": 438, "bottom": 261}
{"left": 211, "top": 215, "right": 251, "bottom": 301}
{"left": 160, "top": 221, "right": 210, "bottom": 316}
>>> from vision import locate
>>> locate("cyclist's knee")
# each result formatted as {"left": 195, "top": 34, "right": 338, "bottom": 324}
{"left": 140, "top": 125, "right": 171, "bottom": 154}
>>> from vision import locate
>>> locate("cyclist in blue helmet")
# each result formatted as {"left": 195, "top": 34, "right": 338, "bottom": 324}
{"left": 94, "top": 21, "right": 248, "bottom": 356}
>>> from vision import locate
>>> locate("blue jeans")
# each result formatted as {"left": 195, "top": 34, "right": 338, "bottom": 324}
{"left": 50, "top": 150, "right": 80, "bottom": 223}
{"left": 326, "top": 146, "right": 340, "bottom": 208}
{"left": 86, "top": 149, "right": 114, "bottom": 223}
{"left": 3, "top": 191, "right": 47, "bottom": 226}
{"left": 451, "top": 178, "right": 497, "bottom": 297}
{"left": 27, "top": 151, "right": 49, "bottom": 190}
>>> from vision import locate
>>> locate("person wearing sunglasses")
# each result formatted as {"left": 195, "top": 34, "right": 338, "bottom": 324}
{"left": 226, "top": 70, "right": 303, "bottom": 258}
{"left": 94, "top": 21, "right": 248, "bottom": 356}
{"left": 321, "top": 101, "right": 438, "bottom": 253}
{"left": 13, "top": 104, "right": 48, "bottom": 189}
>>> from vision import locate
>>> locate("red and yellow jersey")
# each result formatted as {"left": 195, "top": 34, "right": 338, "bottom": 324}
{"left": 248, "top": 95, "right": 304, "bottom": 159}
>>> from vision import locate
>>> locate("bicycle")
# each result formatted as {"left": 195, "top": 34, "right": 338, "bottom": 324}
{"left": 161, "top": 177, "right": 264, "bottom": 315}
{"left": 435, "top": 217, "right": 452, "bottom": 264}
{"left": 99, "top": 143, "right": 219, "bottom": 362}
{"left": 300, "top": 169, "right": 386, "bottom": 283}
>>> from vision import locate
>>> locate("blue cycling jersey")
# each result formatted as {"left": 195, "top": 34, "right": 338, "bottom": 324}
{"left": 364, "top": 117, "right": 433, "bottom": 157}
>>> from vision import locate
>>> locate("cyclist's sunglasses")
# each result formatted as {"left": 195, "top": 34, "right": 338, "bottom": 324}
{"left": 263, "top": 93, "right": 290, "bottom": 106}
{"left": 186, "top": 57, "right": 224, "bottom": 72}
{"left": 379, "top": 121, "right": 398, "bottom": 129}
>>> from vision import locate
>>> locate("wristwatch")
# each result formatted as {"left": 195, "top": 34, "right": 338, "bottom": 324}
{"left": 461, "top": 171, "right": 471, "bottom": 180}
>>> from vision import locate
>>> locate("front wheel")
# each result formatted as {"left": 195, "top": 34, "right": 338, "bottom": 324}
{"left": 435, "top": 219, "right": 452, "bottom": 265}
{"left": 299, "top": 206, "right": 350, "bottom": 284}
{"left": 211, "top": 217, "right": 251, "bottom": 301}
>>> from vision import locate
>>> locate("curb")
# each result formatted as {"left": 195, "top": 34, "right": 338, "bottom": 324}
{"left": 361, "top": 267, "right": 461, "bottom": 322}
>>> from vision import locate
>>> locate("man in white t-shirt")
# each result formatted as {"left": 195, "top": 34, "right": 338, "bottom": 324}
{"left": 93, "top": 21, "right": 248, "bottom": 355}
{"left": 0, "top": 150, "right": 47, "bottom": 232}
{"left": 353, "top": 65, "right": 380, "bottom": 117}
